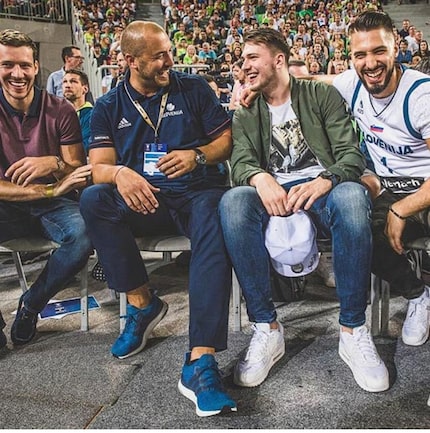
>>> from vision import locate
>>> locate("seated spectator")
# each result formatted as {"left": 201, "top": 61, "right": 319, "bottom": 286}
{"left": 200, "top": 73, "right": 221, "bottom": 100}
{"left": 288, "top": 58, "right": 309, "bottom": 76}
{"left": 175, "top": 38, "right": 188, "bottom": 62}
{"left": 83, "top": 24, "right": 97, "bottom": 46}
{"left": 110, "top": 51, "right": 128, "bottom": 89}
{"left": 329, "top": 32, "right": 346, "bottom": 56}
{"left": 309, "top": 60, "right": 323, "bottom": 75}
{"left": 417, "top": 40, "right": 430, "bottom": 59}
{"left": 101, "top": 67, "right": 117, "bottom": 94}
{"left": 396, "top": 39, "right": 413, "bottom": 65}
{"left": 413, "top": 56, "right": 430, "bottom": 74}
{"left": 46, "top": 45, "right": 84, "bottom": 97}
{"left": 311, "top": 42, "right": 328, "bottom": 73}
{"left": 198, "top": 41, "right": 217, "bottom": 64}
{"left": 405, "top": 25, "right": 419, "bottom": 54}
{"left": 182, "top": 44, "right": 199, "bottom": 66}
{"left": 0, "top": 29, "right": 92, "bottom": 346}
{"left": 229, "top": 59, "right": 247, "bottom": 110}
{"left": 100, "top": 35, "right": 112, "bottom": 58}
{"left": 80, "top": 20, "right": 236, "bottom": 417}
{"left": 62, "top": 69, "right": 93, "bottom": 154}
{"left": 327, "top": 48, "right": 349, "bottom": 74}
{"left": 215, "top": 63, "right": 233, "bottom": 104}
{"left": 333, "top": 62, "right": 347, "bottom": 74}
{"left": 219, "top": 27, "right": 388, "bottom": 393}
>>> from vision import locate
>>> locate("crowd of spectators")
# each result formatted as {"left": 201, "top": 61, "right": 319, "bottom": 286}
{"left": 72, "top": 0, "right": 136, "bottom": 91}
{"left": 69, "top": 0, "right": 429, "bottom": 101}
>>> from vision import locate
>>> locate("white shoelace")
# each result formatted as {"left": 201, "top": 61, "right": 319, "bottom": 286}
{"left": 352, "top": 326, "right": 381, "bottom": 366}
{"left": 244, "top": 324, "right": 271, "bottom": 363}
{"left": 405, "top": 297, "right": 430, "bottom": 323}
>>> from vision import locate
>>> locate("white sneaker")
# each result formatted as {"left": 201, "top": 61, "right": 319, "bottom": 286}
{"left": 315, "top": 253, "right": 336, "bottom": 288}
{"left": 234, "top": 322, "right": 285, "bottom": 387}
{"left": 339, "top": 325, "right": 389, "bottom": 392}
{"left": 402, "top": 287, "right": 430, "bottom": 346}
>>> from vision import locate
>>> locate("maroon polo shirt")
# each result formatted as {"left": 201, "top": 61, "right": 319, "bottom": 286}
{"left": 0, "top": 87, "right": 82, "bottom": 183}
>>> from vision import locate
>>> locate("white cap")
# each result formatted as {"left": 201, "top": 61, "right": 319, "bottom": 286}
{"left": 265, "top": 211, "right": 319, "bottom": 277}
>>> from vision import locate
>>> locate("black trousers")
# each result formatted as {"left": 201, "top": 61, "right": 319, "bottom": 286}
{"left": 372, "top": 190, "right": 429, "bottom": 300}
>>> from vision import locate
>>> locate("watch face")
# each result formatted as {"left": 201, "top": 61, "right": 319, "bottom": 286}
{"left": 195, "top": 150, "right": 206, "bottom": 164}
{"left": 321, "top": 170, "right": 332, "bottom": 179}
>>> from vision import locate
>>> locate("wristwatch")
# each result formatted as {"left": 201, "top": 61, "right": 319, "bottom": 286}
{"left": 194, "top": 148, "right": 207, "bottom": 165}
{"left": 318, "top": 170, "right": 340, "bottom": 187}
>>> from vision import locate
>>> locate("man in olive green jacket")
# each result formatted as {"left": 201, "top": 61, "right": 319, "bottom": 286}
{"left": 219, "top": 28, "right": 389, "bottom": 394}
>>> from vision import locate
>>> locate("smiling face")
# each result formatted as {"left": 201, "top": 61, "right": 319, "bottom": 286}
{"left": 350, "top": 27, "right": 398, "bottom": 97}
{"left": 128, "top": 29, "right": 174, "bottom": 95}
{"left": 242, "top": 42, "right": 280, "bottom": 93}
{"left": 0, "top": 44, "right": 38, "bottom": 111}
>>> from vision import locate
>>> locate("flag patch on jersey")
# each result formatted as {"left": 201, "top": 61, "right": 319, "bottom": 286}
{"left": 370, "top": 124, "right": 384, "bottom": 133}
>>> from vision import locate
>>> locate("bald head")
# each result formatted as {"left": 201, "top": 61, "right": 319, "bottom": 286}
{"left": 121, "top": 21, "right": 166, "bottom": 58}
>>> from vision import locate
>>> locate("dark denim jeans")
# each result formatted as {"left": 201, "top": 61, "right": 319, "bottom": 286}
{"left": 80, "top": 184, "right": 232, "bottom": 351}
{"left": 0, "top": 198, "right": 92, "bottom": 313}
{"left": 372, "top": 190, "right": 429, "bottom": 300}
{"left": 219, "top": 182, "right": 372, "bottom": 328}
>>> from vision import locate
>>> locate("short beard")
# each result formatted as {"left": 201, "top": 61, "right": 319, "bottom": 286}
{"left": 362, "top": 65, "right": 394, "bottom": 96}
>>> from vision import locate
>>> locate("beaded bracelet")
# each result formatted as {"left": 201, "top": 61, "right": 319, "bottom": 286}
{"left": 389, "top": 206, "right": 407, "bottom": 220}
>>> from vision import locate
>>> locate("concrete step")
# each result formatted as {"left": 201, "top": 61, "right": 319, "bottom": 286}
{"left": 383, "top": 0, "right": 430, "bottom": 39}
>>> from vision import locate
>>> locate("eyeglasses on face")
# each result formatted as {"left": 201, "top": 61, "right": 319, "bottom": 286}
{"left": 71, "top": 56, "right": 85, "bottom": 61}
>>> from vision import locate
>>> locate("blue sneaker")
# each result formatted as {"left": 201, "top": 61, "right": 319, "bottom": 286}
{"left": 11, "top": 295, "right": 38, "bottom": 345}
{"left": 111, "top": 295, "right": 168, "bottom": 359}
{"left": 178, "top": 352, "right": 237, "bottom": 417}
{"left": 0, "top": 311, "right": 6, "bottom": 349}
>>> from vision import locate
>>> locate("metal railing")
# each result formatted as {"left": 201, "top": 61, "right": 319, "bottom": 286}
{"left": 0, "top": 0, "right": 71, "bottom": 23}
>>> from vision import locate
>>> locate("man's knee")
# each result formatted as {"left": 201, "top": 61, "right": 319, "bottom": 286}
{"left": 219, "top": 186, "right": 258, "bottom": 217}
{"left": 331, "top": 182, "right": 371, "bottom": 213}
{"left": 80, "top": 184, "right": 112, "bottom": 219}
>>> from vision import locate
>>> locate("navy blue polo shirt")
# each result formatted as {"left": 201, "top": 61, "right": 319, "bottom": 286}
{"left": 89, "top": 70, "right": 231, "bottom": 192}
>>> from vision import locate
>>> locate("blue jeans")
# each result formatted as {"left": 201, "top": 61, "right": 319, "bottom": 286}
{"left": 80, "top": 184, "right": 232, "bottom": 351}
{"left": 0, "top": 198, "right": 92, "bottom": 313}
{"left": 219, "top": 182, "right": 372, "bottom": 328}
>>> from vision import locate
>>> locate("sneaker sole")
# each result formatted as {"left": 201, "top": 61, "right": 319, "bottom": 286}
{"left": 114, "top": 300, "right": 168, "bottom": 360}
{"left": 402, "top": 328, "right": 429, "bottom": 346}
{"left": 233, "top": 343, "right": 285, "bottom": 388}
{"left": 338, "top": 346, "right": 389, "bottom": 393}
{"left": 177, "top": 379, "right": 237, "bottom": 417}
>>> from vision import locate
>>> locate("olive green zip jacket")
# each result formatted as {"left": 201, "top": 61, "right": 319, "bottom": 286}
{"left": 230, "top": 76, "right": 365, "bottom": 186}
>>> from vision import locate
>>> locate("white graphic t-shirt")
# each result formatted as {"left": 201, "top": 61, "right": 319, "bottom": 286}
{"left": 268, "top": 100, "right": 323, "bottom": 185}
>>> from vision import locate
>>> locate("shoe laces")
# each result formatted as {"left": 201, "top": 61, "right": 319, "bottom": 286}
{"left": 244, "top": 324, "right": 271, "bottom": 363}
{"left": 351, "top": 326, "right": 381, "bottom": 366}
{"left": 405, "top": 295, "right": 430, "bottom": 323}
{"left": 195, "top": 360, "right": 224, "bottom": 393}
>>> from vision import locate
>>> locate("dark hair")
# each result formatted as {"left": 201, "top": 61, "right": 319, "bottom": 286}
{"left": 0, "top": 29, "right": 38, "bottom": 61}
{"left": 233, "top": 59, "right": 243, "bottom": 69}
{"left": 413, "top": 57, "right": 430, "bottom": 75}
{"left": 64, "top": 69, "right": 89, "bottom": 86}
{"left": 244, "top": 28, "right": 290, "bottom": 62}
{"left": 61, "top": 45, "right": 81, "bottom": 62}
{"left": 288, "top": 59, "right": 306, "bottom": 67}
{"left": 200, "top": 73, "right": 215, "bottom": 84}
{"left": 348, "top": 11, "right": 394, "bottom": 36}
